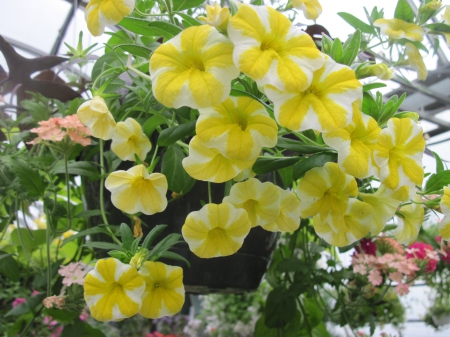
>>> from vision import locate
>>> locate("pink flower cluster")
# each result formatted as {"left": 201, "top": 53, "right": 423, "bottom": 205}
{"left": 58, "top": 262, "right": 89, "bottom": 286}
{"left": 406, "top": 242, "right": 439, "bottom": 273}
{"left": 352, "top": 252, "right": 420, "bottom": 296}
{"left": 27, "top": 115, "right": 91, "bottom": 146}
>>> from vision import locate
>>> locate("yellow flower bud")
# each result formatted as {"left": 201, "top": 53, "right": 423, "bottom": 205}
{"left": 130, "top": 248, "right": 149, "bottom": 270}
{"left": 198, "top": 4, "right": 231, "bottom": 34}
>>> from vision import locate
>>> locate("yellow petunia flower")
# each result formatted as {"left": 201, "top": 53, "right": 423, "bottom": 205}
{"left": 439, "top": 216, "right": 450, "bottom": 240}
{"left": 85, "top": 0, "right": 135, "bottom": 37}
{"left": 261, "top": 188, "right": 301, "bottom": 232}
{"left": 313, "top": 199, "right": 373, "bottom": 247}
{"left": 443, "top": 6, "right": 450, "bottom": 46}
{"left": 198, "top": 3, "right": 231, "bottom": 34}
{"left": 393, "top": 195, "right": 424, "bottom": 245}
{"left": 265, "top": 56, "right": 362, "bottom": 133}
{"left": 359, "top": 185, "right": 402, "bottom": 236}
{"left": 139, "top": 261, "right": 185, "bottom": 319}
{"left": 223, "top": 178, "right": 281, "bottom": 228}
{"left": 296, "top": 162, "right": 358, "bottom": 225}
{"left": 111, "top": 118, "right": 152, "bottom": 161}
{"left": 438, "top": 186, "right": 450, "bottom": 240}
{"left": 373, "top": 18, "right": 425, "bottom": 42}
{"left": 182, "top": 136, "right": 256, "bottom": 183}
{"left": 228, "top": 4, "right": 325, "bottom": 92}
{"left": 84, "top": 258, "right": 145, "bottom": 322}
{"left": 440, "top": 186, "right": 450, "bottom": 214}
{"left": 150, "top": 25, "right": 239, "bottom": 109}
{"left": 196, "top": 96, "right": 278, "bottom": 161}
{"left": 323, "top": 105, "right": 381, "bottom": 179}
{"left": 374, "top": 118, "right": 425, "bottom": 194}
{"left": 292, "top": 0, "right": 322, "bottom": 20}
{"left": 182, "top": 202, "right": 251, "bottom": 258}
{"left": 105, "top": 165, "right": 168, "bottom": 215}
{"left": 405, "top": 42, "right": 428, "bottom": 81}
{"left": 77, "top": 96, "right": 117, "bottom": 140}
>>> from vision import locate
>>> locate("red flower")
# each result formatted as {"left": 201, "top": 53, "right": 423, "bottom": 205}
{"left": 406, "top": 242, "right": 439, "bottom": 273}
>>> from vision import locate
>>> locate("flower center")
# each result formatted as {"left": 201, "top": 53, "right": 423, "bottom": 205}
{"left": 154, "top": 282, "right": 162, "bottom": 289}
{"left": 207, "top": 227, "right": 227, "bottom": 241}
{"left": 260, "top": 37, "right": 280, "bottom": 52}
{"left": 187, "top": 56, "right": 205, "bottom": 71}
{"left": 229, "top": 109, "right": 248, "bottom": 130}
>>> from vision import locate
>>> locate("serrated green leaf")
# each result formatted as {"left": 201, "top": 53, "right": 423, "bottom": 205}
{"left": 173, "top": 0, "right": 205, "bottom": 11}
{"left": 253, "top": 156, "right": 300, "bottom": 175}
{"left": 425, "top": 170, "right": 450, "bottom": 193}
{"left": 157, "top": 121, "right": 195, "bottom": 146}
{"left": 9, "top": 158, "right": 47, "bottom": 199}
{"left": 337, "top": 12, "right": 376, "bottom": 35}
{"left": 293, "top": 153, "right": 337, "bottom": 180}
{"left": 394, "top": 0, "right": 415, "bottom": 22}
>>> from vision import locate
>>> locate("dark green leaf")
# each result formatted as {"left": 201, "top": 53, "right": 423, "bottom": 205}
{"left": 175, "top": 11, "right": 203, "bottom": 26}
{"left": 330, "top": 38, "right": 343, "bottom": 63}
{"left": 11, "top": 228, "right": 47, "bottom": 250}
{"left": 253, "top": 156, "right": 300, "bottom": 175}
{"left": 142, "top": 224, "right": 167, "bottom": 249}
{"left": 62, "top": 318, "right": 85, "bottom": 337}
{"left": 161, "top": 145, "right": 196, "bottom": 194}
{"left": 6, "top": 292, "right": 46, "bottom": 317}
{"left": 337, "top": 12, "right": 376, "bottom": 35}
{"left": 61, "top": 226, "right": 112, "bottom": 246}
{"left": 0, "top": 252, "right": 20, "bottom": 281}
{"left": 119, "top": 17, "right": 160, "bottom": 36}
{"left": 363, "top": 82, "right": 387, "bottom": 92}
{"left": 303, "top": 297, "right": 323, "bottom": 329}
{"left": 149, "top": 233, "right": 183, "bottom": 258}
{"left": 74, "top": 210, "right": 105, "bottom": 218}
{"left": 276, "top": 137, "right": 329, "bottom": 154}
{"left": 9, "top": 158, "right": 47, "bottom": 199}
{"left": 157, "top": 121, "right": 196, "bottom": 146}
{"left": 147, "top": 21, "right": 183, "bottom": 38}
{"left": 362, "top": 92, "right": 379, "bottom": 119}
{"left": 120, "top": 223, "right": 134, "bottom": 250}
{"left": 423, "top": 23, "right": 450, "bottom": 33}
{"left": 43, "top": 308, "right": 79, "bottom": 324}
{"left": 91, "top": 52, "right": 127, "bottom": 83}
{"left": 173, "top": 0, "right": 205, "bottom": 11}
{"left": 433, "top": 151, "right": 445, "bottom": 173}
{"left": 143, "top": 115, "right": 167, "bottom": 137}
{"left": 114, "top": 44, "right": 154, "bottom": 58}
{"left": 425, "top": 170, "right": 450, "bottom": 193}
{"left": 394, "top": 0, "right": 415, "bottom": 22}
{"left": 293, "top": 153, "right": 337, "bottom": 180}
{"left": 130, "top": 236, "right": 142, "bottom": 254}
{"left": 82, "top": 322, "right": 107, "bottom": 337}
{"left": 341, "top": 29, "right": 361, "bottom": 66}
{"left": 277, "top": 257, "right": 304, "bottom": 272}
{"left": 254, "top": 315, "right": 278, "bottom": 337}
{"left": 277, "top": 166, "right": 293, "bottom": 189}
{"left": 82, "top": 242, "right": 125, "bottom": 251}
{"left": 265, "top": 288, "right": 297, "bottom": 328}
{"left": 51, "top": 160, "right": 100, "bottom": 179}
{"left": 157, "top": 251, "right": 191, "bottom": 267}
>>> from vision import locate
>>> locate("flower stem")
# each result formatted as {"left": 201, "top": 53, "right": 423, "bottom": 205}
{"left": 44, "top": 206, "right": 53, "bottom": 297}
{"left": 208, "top": 182, "right": 212, "bottom": 204}
{"left": 64, "top": 153, "right": 72, "bottom": 230}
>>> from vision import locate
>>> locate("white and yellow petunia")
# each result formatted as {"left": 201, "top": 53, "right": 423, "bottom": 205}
{"left": 182, "top": 202, "right": 251, "bottom": 258}
{"left": 198, "top": 3, "right": 231, "bottom": 34}
{"left": 223, "top": 178, "right": 281, "bottom": 228}
{"left": 323, "top": 105, "right": 381, "bottom": 179}
{"left": 313, "top": 199, "right": 373, "bottom": 247}
{"left": 373, "top": 18, "right": 425, "bottom": 42}
{"left": 196, "top": 96, "right": 278, "bottom": 161}
{"left": 292, "top": 0, "right": 322, "bottom": 20}
{"left": 84, "top": 258, "right": 145, "bottom": 322}
{"left": 138, "top": 261, "right": 185, "bottom": 319}
{"left": 227, "top": 4, "right": 325, "bottom": 92}
{"left": 405, "top": 42, "right": 428, "bottom": 81}
{"left": 438, "top": 186, "right": 450, "bottom": 240}
{"left": 182, "top": 136, "right": 256, "bottom": 183}
{"left": 374, "top": 118, "right": 425, "bottom": 195}
{"left": 111, "top": 118, "right": 152, "bottom": 161}
{"left": 359, "top": 185, "right": 403, "bottom": 236}
{"left": 265, "top": 56, "right": 362, "bottom": 133}
{"left": 261, "top": 188, "right": 301, "bottom": 232}
{"left": 85, "top": 0, "right": 135, "bottom": 37}
{"left": 150, "top": 25, "right": 239, "bottom": 109}
{"left": 77, "top": 96, "right": 117, "bottom": 140}
{"left": 296, "top": 162, "right": 358, "bottom": 225}
{"left": 105, "top": 165, "right": 168, "bottom": 215}
{"left": 393, "top": 195, "right": 424, "bottom": 245}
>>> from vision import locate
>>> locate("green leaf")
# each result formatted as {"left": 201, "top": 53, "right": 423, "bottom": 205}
{"left": 363, "top": 82, "right": 387, "bottom": 92}
{"left": 43, "top": 308, "right": 79, "bottom": 324}
{"left": 303, "top": 297, "right": 323, "bottom": 329}
{"left": 157, "top": 251, "right": 191, "bottom": 267}
{"left": 433, "top": 151, "right": 445, "bottom": 173}
{"left": 147, "top": 21, "right": 183, "bottom": 38}
{"left": 119, "top": 17, "right": 159, "bottom": 36}
{"left": 51, "top": 160, "right": 100, "bottom": 180}
{"left": 254, "top": 315, "right": 278, "bottom": 337}
{"left": 293, "top": 153, "right": 337, "bottom": 180}
{"left": 0, "top": 252, "right": 20, "bottom": 282}
{"left": 276, "top": 137, "right": 329, "bottom": 154}
{"left": 143, "top": 115, "right": 167, "bottom": 137}
{"left": 173, "top": 0, "right": 205, "bottom": 11}
{"left": 278, "top": 166, "right": 293, "bottom": 189}
{"left": 276, "top": 257, "right": 304, "bottom": 272}
{"left": 425, "top": 170, "right": 450, "bottom": 193}
{"left": 175, "top": 11, "right": 203, "bottom": 26}
{"left": 9, "top": 158, "right": 47, "bottom": 199}
{"left": 11, "top": 228, "right": 47, "bottom": 250}
{"left": 337, "top": 12, "right": 376, "bottom": 35}
{"left": 157, "top": 121, "right": 196, "bottom": 146}
{"left": 62, "top": 318, "right": 85, "bottom": 337}
{"left": 264, "top": 288, "right": 297, "bottom": 328}
{"left": 330, "top": 38, "right": 343, "bottom": 63}
{"left": 341, "top": 29, "right": 361, "bottom": 66}
{"left": 149, "top": 233, "right": 183, "bottom": 257}
{"left": 253, "top": 156, "right": 300, "bottom": 175}
{"left": 142, "top": 224, "right": 167, "bottom": 249}
{"left": 114, "top": 44, "right": 155, "bottom": 58}
{"left": 82, "top": 242, "right": 125, "bottom": 251}
{"left": 82, "top": 322, "right": 107, "bottom": 337}
{"left": 394, "top": 0, "right": 415, "bottom": 23}
{"left": 161, "top": 145, "right": 196, "bottom": 194}
{"left": 120, "top": 223, "right": 134, "bottom": 250}
{"left": 6, "top": 292, "right": 46, "bottom": 317}
{"left": 130, "top": 236, "right": 142, "bottom": 254}
{"left": 423, "top": 23, "right": 450, "bottom": 33}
